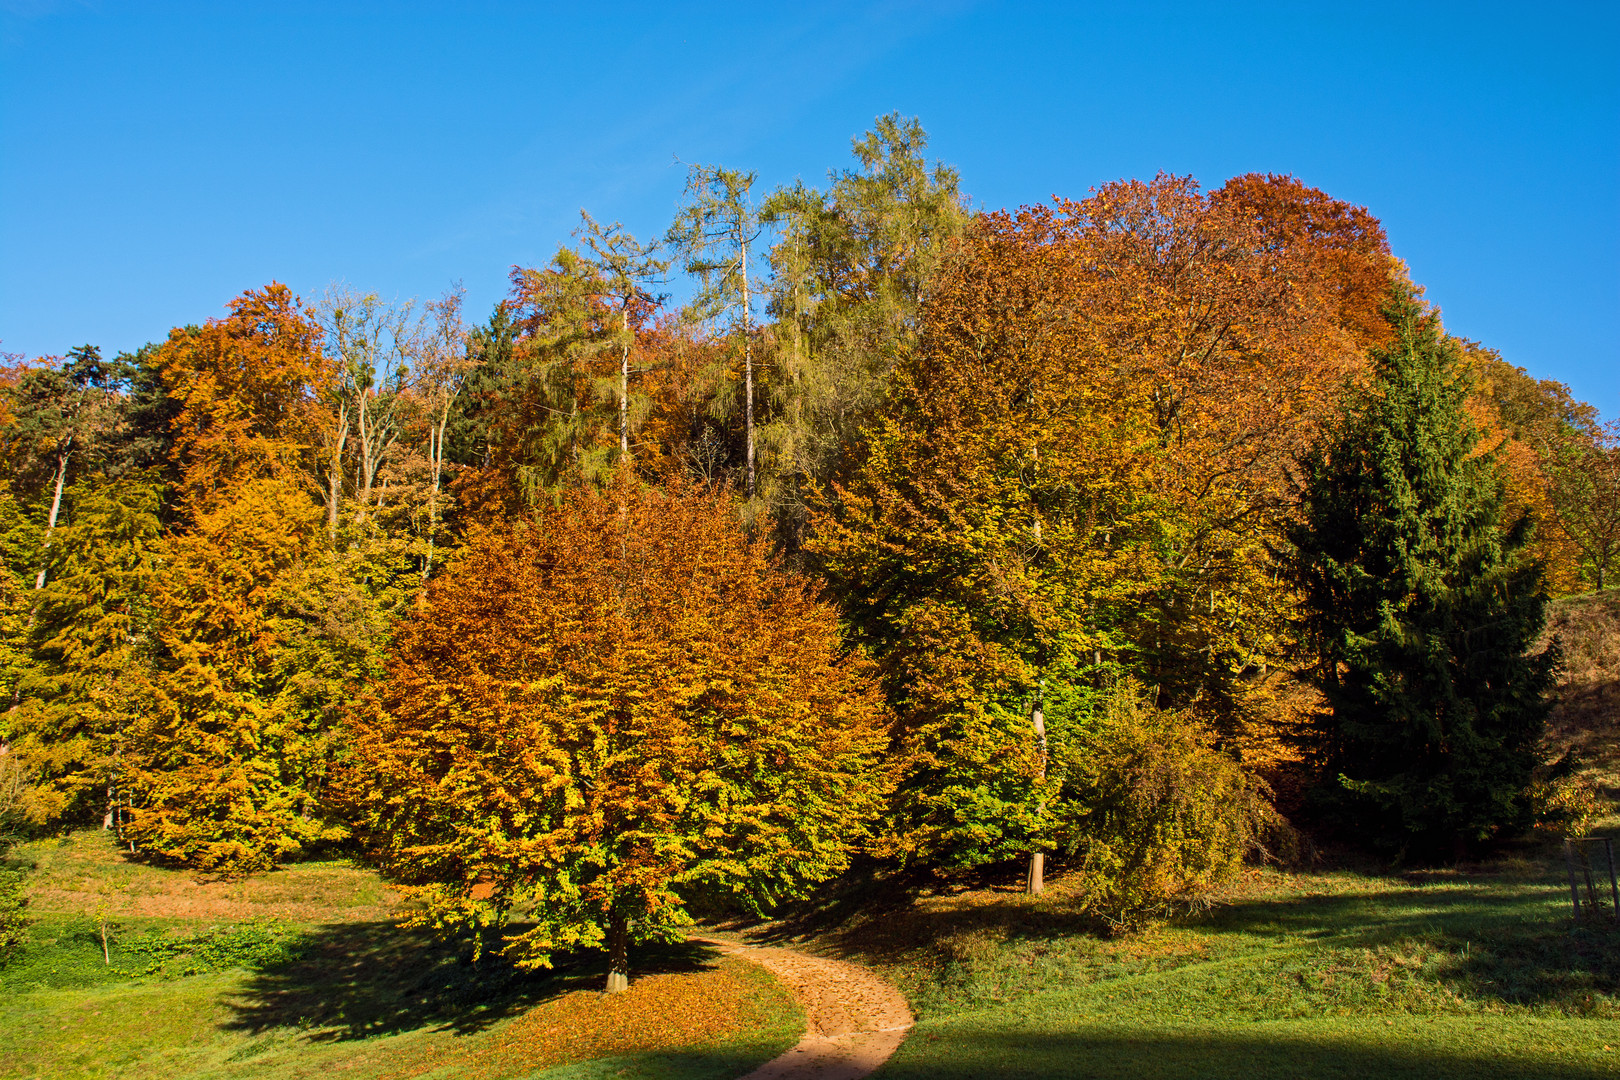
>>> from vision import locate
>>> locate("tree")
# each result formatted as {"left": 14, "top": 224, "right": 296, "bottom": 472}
{"left": 1286, "top": 287, "right": 1557, "bottom": 857}
{"left": 813, "top": 203, "right": 1162, "bottom": 874}
{"left": 5, "top": 477, "right": 161, "bottom": 826}
{"left": 123, "top": 285, "right": 348, "bottom": 872}
{"left": 576, "top": 214, "right": 669, "bottom": 463}
{"left": 413, "top": 285, "right": 469, "bottom": 581}
{"left": 314, "top": 287, "right": 416, "bottom": 529}
{"left": 2, "top": 346, "right": 123, "bottom": 590}
{"left": 1051, "top": 175, "right": 1389, "bottom": 732}
{"left": 756, "top": 114, "right": 970, "bottom": 546}
{"left": 344, "top": 475, "right": 889, "bottom": 992}
{"left": 157, "top": 284, "right": 330, "bottom": 515}
{"left": 1459, "top": 343, "right": 1597, "bottom": 595}
{"left": 124, "top": 477, "right": 346, "bottom": 872}
{"left": 668, "top": 165, "right": 763, "bottom": 495}
{"left": 1546, "top": 422, "right": 1620, "bottom": 591}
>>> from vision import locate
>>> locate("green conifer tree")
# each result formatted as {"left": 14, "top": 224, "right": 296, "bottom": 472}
{"left": 1287, "top": 287, "right": 1557, "bottom": 857}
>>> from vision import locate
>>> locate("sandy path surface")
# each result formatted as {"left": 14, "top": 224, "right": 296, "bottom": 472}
{"left": 693, "top": 937, "right": 913, "bottom": 1080}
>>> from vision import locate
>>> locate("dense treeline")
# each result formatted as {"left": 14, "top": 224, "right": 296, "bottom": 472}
{"left": 2, "top": 115, "right": 1612, "bottom": 987}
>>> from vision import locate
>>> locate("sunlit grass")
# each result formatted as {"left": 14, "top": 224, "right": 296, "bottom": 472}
{"left": 0, "top": 830, "right": 801, "bottom": 1080}
{"left": 774, "top": 822, "right": 1620, "bottom": 1078}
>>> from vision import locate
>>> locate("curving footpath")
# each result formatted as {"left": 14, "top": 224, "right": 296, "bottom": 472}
{"left": 693, "top": 937, "right": 914, "bottom": 1080}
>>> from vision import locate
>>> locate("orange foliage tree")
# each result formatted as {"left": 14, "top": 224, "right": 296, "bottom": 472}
{"left": 1059, "top": 175, "right": 1391, "bottom": 727}
{"left": 123, "top": 285, "right": 344, "bottom": 872}
{"left": 124, "top": 478, "right": 346, "bottom": 870}
{"left": 344, "top": 476, "right": 889, "bottom": 992}
{"left": 156, "top": 283, "right": 331, "bottom": 513}
{"left": 1461, "top": 342, "right": 1607, "bottom": 594}
{"left": 816, "top": 176, "right": 1396, "bottom": 869}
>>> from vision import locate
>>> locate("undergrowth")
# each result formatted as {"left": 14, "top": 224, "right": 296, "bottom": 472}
{"left": 0, "top": 914, "right": 304, "bottom": 990}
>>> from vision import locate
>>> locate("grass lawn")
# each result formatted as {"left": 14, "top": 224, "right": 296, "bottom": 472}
{"left": 764, "top": 828, "right": 1620, "bottom": 1078}
{"left": 0, "top": 830, "right": 803, "bottom": 1080}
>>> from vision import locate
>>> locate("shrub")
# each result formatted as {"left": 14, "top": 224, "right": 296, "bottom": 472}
{"left": 1051, "top": 684, "right": 1276, "bottom": 928}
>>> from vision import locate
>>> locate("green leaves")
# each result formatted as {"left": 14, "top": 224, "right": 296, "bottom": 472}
{"left": 1286, "top": 286, "right": 1558, "bottom": 855}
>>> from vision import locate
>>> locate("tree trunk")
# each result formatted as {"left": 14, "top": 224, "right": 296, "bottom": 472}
{"left": 1027, "top": 695, "right": 1047, "bottom": 896}
{"left": 356, "top": 390, "right": 374, "bottom": 520}
{"left": 424, "top": 400, "right": 454, "bottom": 582}
{"left": 620, "top": 308, "right": 630, "bottom": 460}
{"left": 742, "top": 237, "right": 755, "bottom": 498}
{"left": 605, "top": 911, "right": 629, "bottom": 994}
{"left": 327, "top": 408, "right": 348, "bottom": 543}
{"left": 1027, "top": 852, "right": 1044, "bottom": 894}
{"left": 33, "top": 442, "right": 71, "bottom": 591}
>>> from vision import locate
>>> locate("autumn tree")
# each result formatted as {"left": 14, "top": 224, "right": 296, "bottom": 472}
{"left": 125, "top": 478, "right": 346, "bottom": 871}
{"left": 314, "top": 287, "right": 416, "bottom": 529}
{"left": 1459, "top": 343, "right": 1597, "bottom": 594}
{"left": 756, "top": 114, "right": 970, "bottom": 546}
{"left": 158, "top": 283, "right": 330, "bottom": 513}
{"left": 817, "top": 174, "right": 1392, "bottom": 877}
{"left": 121, "top": 284, "right": 347, "bottom": 872}
{"left": 813, "top": 203, "right": 1162, "bottom": 873}
{"left": 1286, "top": 288, "right": 1556, "bottom": 857}
{"left": 345, "top": 476, "right": 889, "bottom": 992}
{"left": 1045, "top": 175, "right": 1391, "bottom": 735}
{"left": 5, "top": 478, "right": 161, "bottom": 827}
{"left": 2, "top": 346, "right": 123, "bottom": 590}
{"left": 577, "top": 215, "right": 669, "bottom": 463}
{"left": 414, "top": 285, "right": 469, "bottom": 580}
{"left": 1546, "top": 422, "right": 1620, "bottom": 591}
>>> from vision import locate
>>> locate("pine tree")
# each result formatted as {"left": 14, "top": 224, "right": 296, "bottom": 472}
{"left": 1287, "top": 287, "right": 1557, "bottom": 857}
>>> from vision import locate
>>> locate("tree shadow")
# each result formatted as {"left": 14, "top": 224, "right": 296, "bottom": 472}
{"left": 744, "top": 832, "right": 1620, "bottom": 1015}
{"left": 880, "top": 1027, "right": 1619, "bottom": 1080}
{"left": 222, "top": 921, "right": 721, "bottom": 1041}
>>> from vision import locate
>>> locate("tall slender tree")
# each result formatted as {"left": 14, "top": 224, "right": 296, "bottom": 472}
{"left": 4, "top": 347, "right": 121, "bottom": 590}
{"left": 668, "top": 165, "right": 763, "bottom": 495}
{"left": 1287, "top": 287, "right": 1557, "bottom": 857}
{"left": 576, "top": 214, "right": 668, "bottom": 464}
{"left": 414, "top": 285, "right": 468, "bottom": 581}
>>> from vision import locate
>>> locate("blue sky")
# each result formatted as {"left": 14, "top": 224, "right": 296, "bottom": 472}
{"left": 2, "top": 1, "right": 1616, "bottom": 413}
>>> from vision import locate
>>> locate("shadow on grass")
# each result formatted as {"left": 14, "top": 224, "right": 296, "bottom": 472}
{"left": 223, "top": 921, "right": 721, "bottom": 1041}
{"left": 757, "top": 836, "right": 1620, "bottom": 1015}
{"left": 879, "top": 1026, "right": 1618, "bottom": 1080}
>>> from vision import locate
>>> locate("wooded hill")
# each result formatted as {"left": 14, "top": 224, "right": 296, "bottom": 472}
{"left": 2, "top": 115, "right": 1614, "bottom": 989}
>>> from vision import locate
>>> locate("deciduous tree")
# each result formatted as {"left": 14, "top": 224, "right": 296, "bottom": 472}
{"left": 157, "top": 284, "right": 330, "bottom": 515}
{"left": 345, "top": 476, "right": 888, "bottom": 992}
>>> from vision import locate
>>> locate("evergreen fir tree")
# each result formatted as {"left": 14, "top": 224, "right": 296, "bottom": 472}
{"left": 1287, "top": 286, "right": 1557, "bottom": 857}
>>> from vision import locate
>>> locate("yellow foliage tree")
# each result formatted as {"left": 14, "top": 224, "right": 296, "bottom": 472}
{"left": 345, "top": 475, "right": 889, "bottom": 991}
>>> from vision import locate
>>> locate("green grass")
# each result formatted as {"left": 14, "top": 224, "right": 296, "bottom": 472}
{"left": 12, "top": 811, "right": 1620, "bottom": 1078}
{"left": 0, "top": 831, "right": 801, "bottom": 1080}
{"left": 762, "top": 829, "right": 1620, "bottom": 1078}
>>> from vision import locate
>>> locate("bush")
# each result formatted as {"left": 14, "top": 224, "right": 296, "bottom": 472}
{"left": 1529, "top": 768, "right": 1605, "bottom": 839}
{"left": 1051, "top": 684, "right": 1277, "bottom": 928}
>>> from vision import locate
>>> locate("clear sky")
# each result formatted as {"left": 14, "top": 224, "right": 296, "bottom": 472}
{"left": 3, "top": 1, "right": 1616, "bottom": 414}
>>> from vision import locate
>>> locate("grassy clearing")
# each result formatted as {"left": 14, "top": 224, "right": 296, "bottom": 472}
{"left": 754, "top": 824, "right": 1620, "bottom": 1077}
{"left": 0, "top": 830, "right": 802, "bottom": 1080}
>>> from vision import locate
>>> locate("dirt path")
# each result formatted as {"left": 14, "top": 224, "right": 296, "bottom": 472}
{"left": 693, "top": 937, "right": 913, "bottom": 1080}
